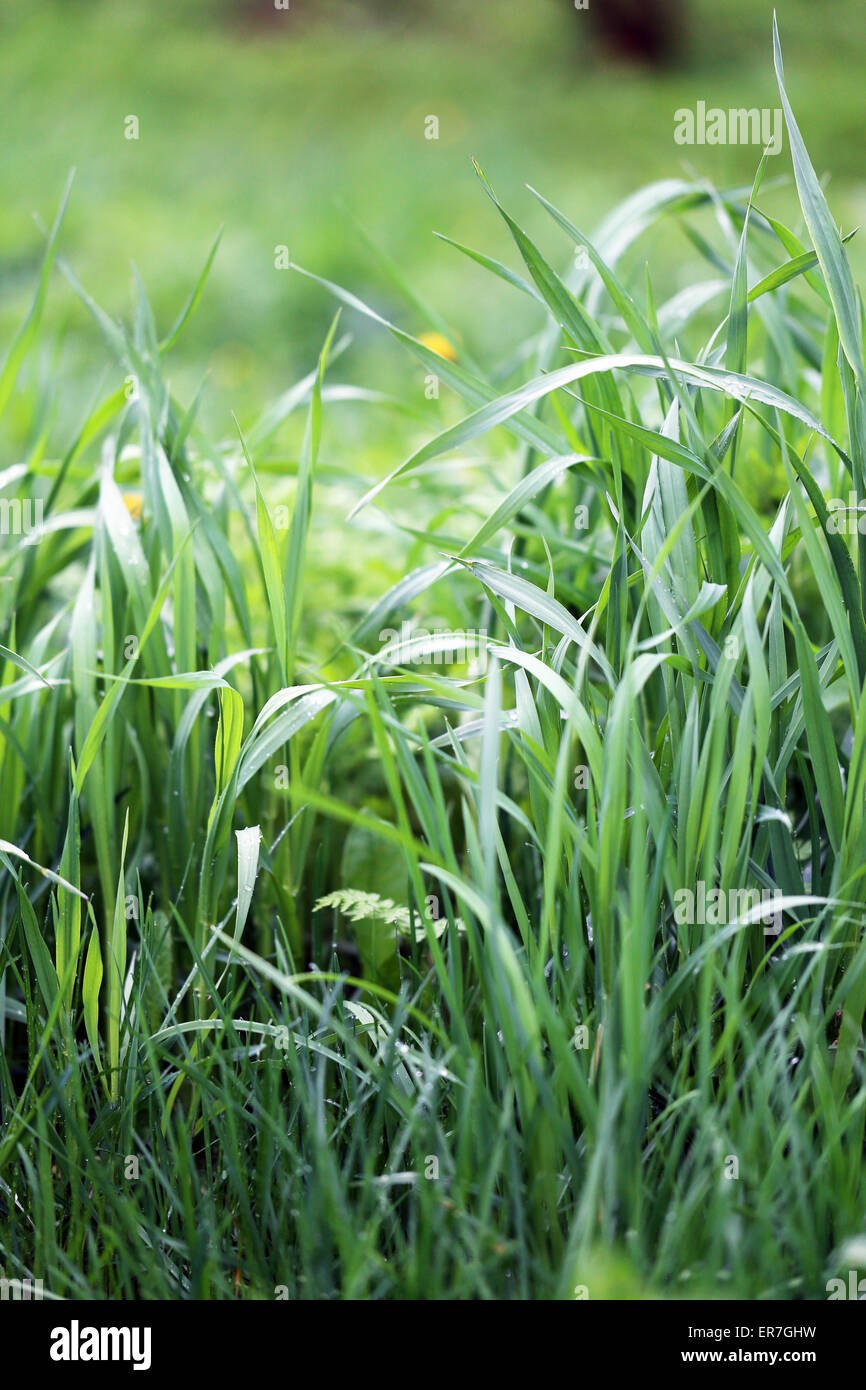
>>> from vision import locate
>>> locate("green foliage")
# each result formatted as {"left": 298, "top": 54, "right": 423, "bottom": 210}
{"left": 316, "top": 888, "right": 461, "bottom": 940}
{"left": 1, "top": 25, "right": 866, "bottom": 1302}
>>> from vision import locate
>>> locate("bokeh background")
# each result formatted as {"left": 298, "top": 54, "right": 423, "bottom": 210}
{"left": 2, "top": 0, "right": 865, "bottom": 432}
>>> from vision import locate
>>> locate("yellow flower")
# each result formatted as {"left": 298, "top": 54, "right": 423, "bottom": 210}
{"left": 122, "top": 491, "right": 143, "bottom": 522}
{"left": 418, "top": 331, "right": 458, "bottom": 362}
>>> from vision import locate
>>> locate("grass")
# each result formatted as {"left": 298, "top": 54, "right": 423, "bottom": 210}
{"left": 2, "top": 20, "right": 866, "bottom": 1299}
{"left": 4, "top": 0, "right": 866, "bottom": 437}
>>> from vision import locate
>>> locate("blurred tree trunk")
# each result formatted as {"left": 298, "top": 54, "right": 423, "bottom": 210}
{"left": 583, "top": 0, "right": 685, "bottom": 66}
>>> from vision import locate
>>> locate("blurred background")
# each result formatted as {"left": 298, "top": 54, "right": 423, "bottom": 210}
{"left": 2, "top": 0, "right": 865, "bottom": 422}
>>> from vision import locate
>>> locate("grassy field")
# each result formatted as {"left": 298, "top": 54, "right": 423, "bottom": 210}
{"left": 3, "top": 0, "right": 866, "bottom": 423}
{"left": 2, "top": 3, "right": 866, "bottom": 1301}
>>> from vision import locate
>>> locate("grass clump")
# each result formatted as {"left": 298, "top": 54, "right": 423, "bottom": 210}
{"left": 1, "top": 26, "right": 865, "bottom": 1299}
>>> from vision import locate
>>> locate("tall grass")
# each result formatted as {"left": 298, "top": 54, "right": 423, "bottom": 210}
{"left": 1, "top": 25, "right": 865, "bottom": 1299}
